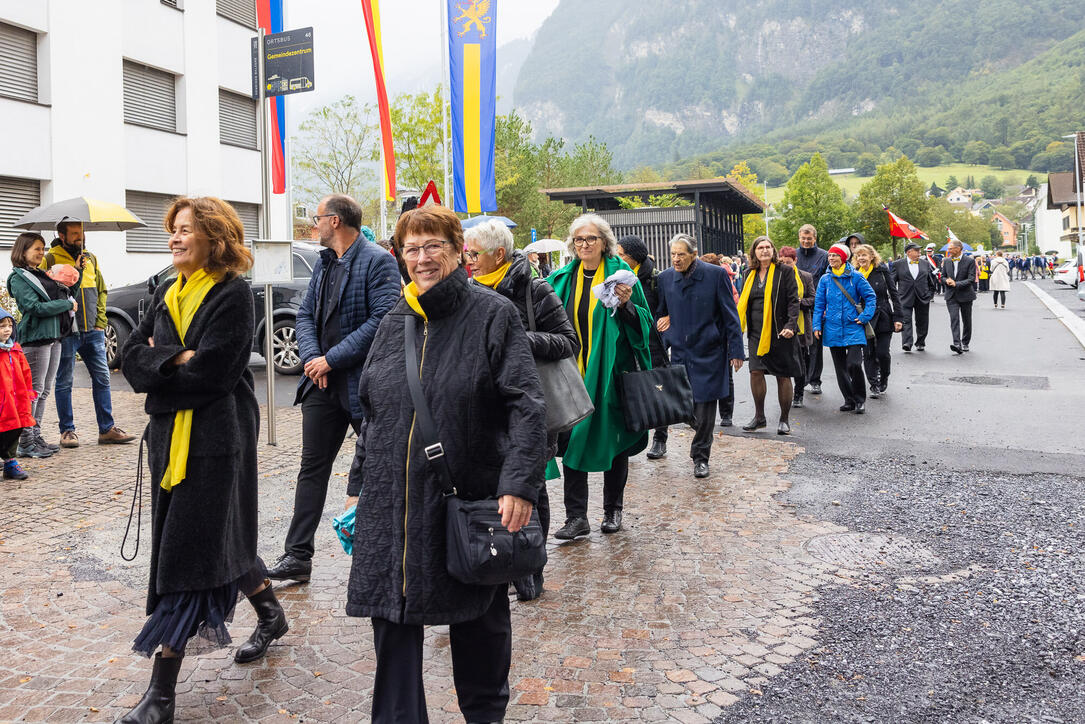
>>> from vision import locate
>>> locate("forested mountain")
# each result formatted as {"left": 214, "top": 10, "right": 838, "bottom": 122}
{"left": 513, "top": 0, "right": 1085, "bottom": 173}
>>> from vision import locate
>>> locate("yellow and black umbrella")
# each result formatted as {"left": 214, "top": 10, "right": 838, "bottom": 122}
{"left": 13, "top": 196, "right": 146, "bottom": 232}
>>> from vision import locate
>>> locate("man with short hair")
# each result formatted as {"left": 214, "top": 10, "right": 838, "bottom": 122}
{"left": 942, "top": 240, "right": 976, "bottom": 354}
{"left": 44, "top": 221, "right": 134, "bottom": 447}
{"left": 267, "top": 194, "right": 401, "bottom": 583}
{"left": 794, "top": 224, "right": 828, "bottom": 395}
{"left": 890, "top": 242, "right": 936, "bottom": 351}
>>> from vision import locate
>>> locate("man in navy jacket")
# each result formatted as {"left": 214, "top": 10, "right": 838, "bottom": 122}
{"left": 795, "top": 224, "right": 829, "bottom": 394}
{"left": 268, "top": 194, "right": 401, "bottom": 582}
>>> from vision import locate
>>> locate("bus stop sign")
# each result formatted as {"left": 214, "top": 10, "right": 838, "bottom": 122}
{"left": 252, "top": 27, "right": 315, "bottom": 99}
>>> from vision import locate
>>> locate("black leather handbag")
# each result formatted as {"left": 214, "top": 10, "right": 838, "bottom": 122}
{"left": 618, "top": 327, "right": 695, "bottom": 432}
{"left": 403, "top": 316, "right": 547, "bottom": 586}
{"left": 524, "top": 282, "right": 594, "bottom": 434}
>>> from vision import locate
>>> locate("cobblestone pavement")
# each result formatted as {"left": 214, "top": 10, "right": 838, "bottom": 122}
{"left": 0, "top": 382, "right": 848, "bottom": 723}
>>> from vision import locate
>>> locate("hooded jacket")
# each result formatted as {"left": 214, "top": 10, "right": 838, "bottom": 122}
{"left": 42, "top": 241, "right": 106, "bottom": 332}
{"left": 490, "top": 250, "right": 578, "bottom": 362}
{"left": 6, "top": 266, "right": 75, "bottom": 345}
{"left": 0, "top": 310, "right": 37, "bottom": 433}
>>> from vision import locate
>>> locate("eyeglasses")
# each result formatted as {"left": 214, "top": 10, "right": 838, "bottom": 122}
{"left": 572, "top": 235, "right": 601, "bottom": 247}
{"left": 401, "top": 241, "right": 450, "bottom": 261}
{"left": 311, "top": 214, "right": 338, "bottom": 225}
{"left": 464, "top": 249, "right": 493, "bottom": 261}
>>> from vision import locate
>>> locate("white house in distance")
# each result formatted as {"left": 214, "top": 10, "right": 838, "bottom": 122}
{"left": 0, "top": 0, "right": 291, "bottom": 287}
{"left": 945, "top": 187, "right": 972, "bottom": 206}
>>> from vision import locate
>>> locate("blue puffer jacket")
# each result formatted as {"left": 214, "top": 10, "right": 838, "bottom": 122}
{"left": 295, "top": 235, "right": 402, "bottom": 418}
{"left": 812, "top": 265, "right": 877, "bottom": 348}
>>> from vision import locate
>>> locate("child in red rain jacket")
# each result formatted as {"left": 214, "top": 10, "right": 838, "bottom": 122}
{"left": 0, "top": 309, "right": 36, "bottom": 480}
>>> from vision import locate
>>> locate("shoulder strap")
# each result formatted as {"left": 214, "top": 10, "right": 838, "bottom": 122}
{"left": 524, "top": 280, "right": 536, "bottom": 332}
{"left": 403, "top": 315, "right": 456, "bottom": 496}
{"left": 830, "top": 274, "right": 861, "bottom": 311}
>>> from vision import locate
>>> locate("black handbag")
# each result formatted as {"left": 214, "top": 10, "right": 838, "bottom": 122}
{"left": 403, "top": 315, "right": 547, "bottom": 586}
{"left": 524, "top": 282, "right": 594, "bottom": 434}
{"left": 618, "top": 325, "right": 695, "bottom": 432}
{"left": 830, "top": 275, "right": 876, "bottom": 341}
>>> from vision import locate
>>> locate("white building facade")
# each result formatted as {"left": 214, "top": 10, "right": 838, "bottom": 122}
{"left": 0, "top": 0, "right": 290, "bottom": 287}
{"left": 1034, "top": 183, "right": 1072, "bottom": 260}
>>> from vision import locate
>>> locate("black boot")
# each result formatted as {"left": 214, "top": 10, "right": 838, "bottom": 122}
{"left": 117, "top": 652, "right": 183, "bottom": 724}
{"left": 234, "top": 583, "right": 288, "bottom": 663}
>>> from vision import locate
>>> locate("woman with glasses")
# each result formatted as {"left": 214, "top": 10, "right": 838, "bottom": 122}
{"left": 346, "top": 205, "right": 546, "bottom": 722}
{"left": 548, "top": 214, "right": 653, "bottom": 539}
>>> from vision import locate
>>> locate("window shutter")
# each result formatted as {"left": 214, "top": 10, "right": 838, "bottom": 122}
{"left": 0, "top": 22, "right": 38, "bottom": 103}
{"left": 125, "top": 191, "right": 176, "bottom": 253}
{"left": 217, "top": 0, "right": 257, "bottom": 29}
{"left": 0, "top": 177, "right": 40, "bottom": 248}
{"left": 123, "top": 60, "right": 176, "bottom": 133}
{"left": 161, "top": 0, "right": 180, "bottom": 7}
{"left": 219, "top": 88, "right": 258, "bottom": 149}
{"left": 230, "top": 201, "right": 261, "bottom": 240}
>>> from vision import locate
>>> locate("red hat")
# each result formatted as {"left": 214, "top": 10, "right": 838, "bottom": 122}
{"left": 828, "top": 243, "right": 851, "bottom": 262}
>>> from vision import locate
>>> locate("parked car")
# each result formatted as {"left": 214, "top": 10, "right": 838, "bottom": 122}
{"left": 104, "top": 242, "right": 321, "bottom": 374}
{"left": 1054, "top": 260, "right": 1077, "bottom": 288}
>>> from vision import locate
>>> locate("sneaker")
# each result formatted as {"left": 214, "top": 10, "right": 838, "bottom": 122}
{"left": 60, "top": 430, "right": 79, "bottom": 448}
{"left": 36, "top": 436, "right": 60, "bottom": 453}
{"left": 17, "top": 441, "right": 53, "bottom": 459}
{"left": 553, "top": 517, "right": 590, "bottom": 540}
{"left": 98, "top": 427, "right": 136, "bottom": 445}
{"left": 4, "top": 459, "right": 28, "bottom": 480}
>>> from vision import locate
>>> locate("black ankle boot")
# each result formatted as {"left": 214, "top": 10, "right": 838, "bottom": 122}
{"left": 117, "top": 652, "right": 183, "bottom": 724}
{"left": 234, "top": 583, "right": 288, "bottom": 663}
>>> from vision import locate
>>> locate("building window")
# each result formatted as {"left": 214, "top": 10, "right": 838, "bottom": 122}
{"left": 125, "top": 190, "right": 177, "bottom": 253}
{"left": 161, "top": 0, "right": 181, "bottom": 8}
{"left": 217, "top": 0, "right": 257, "bottom": 29}
{"left": 230, "top": 201, "right": 261, "bottom": 239}
{"left": 123, "top": 60, "right": 177, "bottom": 133}
{"left": 0, "top": 22, "right": 38, "bottom": 103}
{"left": 0, "top": 176, "right": 40, "bottom": 248}
{"left": 219, "top": 89, "right": 258, "bottom": 149}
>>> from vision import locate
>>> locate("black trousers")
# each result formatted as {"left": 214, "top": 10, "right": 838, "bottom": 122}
{"left": 863, "top": 331, "right": 893, "bottom": 390}
{"left": 371, "top": 592, "right": 511, "bottom": 723}
{"left": 655, "top": 378, "right": 734, "bottom": 441}
{"left": 794, "top": 344, "right": 809, "bottom": 396}
{"left": 946, "top": 299, "right": 973, "bottom": 347}
{"left": 807, "top": 336, "right": 825, "bottom": 385}
{"left": 993, "top": 290, "right": 1006, "bottom": 306}
{"left": 284, "top": 387, "right": 359, "bottom": 561}
{"left": 563, "top": 454, "right": 629, "bottom": 519}
{"left": 830, "top": 345, "right": 866, "bottom": 406}
{"left": 690, "top": 400, "right": 718, "bottom": 464}
{"left": 0, "top": 428, "right": 21, "bottom": 459}
{"left": 900, "top": 301, "right": 929, "bottom": 348}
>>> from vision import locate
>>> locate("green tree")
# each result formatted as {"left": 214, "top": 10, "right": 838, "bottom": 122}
{"left": 756, "top": 159, "right": 790, "bottom": 186}
{"left": 389, "top": 87, "right": 449, "bottom": 195}
{"left": 1025, "top": 174, "right": 1040, "bottom": 189}
{"left": 291, "top": 95, "right": 379, "bottom": 215}
{"left": 988, "top": 146, "right": 1015, "bottom": 170}
{"left": 854, "top": 155, "right": 930, "bottom": 258}
{"left": 945, "top": 175, "right": 960, "bottom": 190}
{"left": 928, "top": 182, "right": 943, "bottom": 197}
{"left": 769, "top": 153, "right": 852, "bottom": 249}
{"left": 962, "top": 140, "right": 991, "bottom": 165}
{"left": 729, "top": 162, "right": 766, "bottom": 249}
{"left": 915, "top": 146, "right": 946, "bottom": 167}
{"left": 855, "top": 153, "right": 878, "bottom": 176}
{"left": 927, "top": 198, "right": 996, "bottom": 252}
{"left": 979, "top": 175, "right": 1005, "bottom": 199}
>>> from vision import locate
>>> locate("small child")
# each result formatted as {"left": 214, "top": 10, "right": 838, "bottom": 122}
{"left": 0, "top": 310, "right": 36, "bottom": 480}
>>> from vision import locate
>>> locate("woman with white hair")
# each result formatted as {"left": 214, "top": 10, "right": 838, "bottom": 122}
{"left": 547, "top": 214, "right": 653, "bottom": 539}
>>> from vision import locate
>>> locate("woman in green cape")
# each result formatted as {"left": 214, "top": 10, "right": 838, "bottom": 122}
{"left": 548, "top": 214, "right": 653, "bottom": 539}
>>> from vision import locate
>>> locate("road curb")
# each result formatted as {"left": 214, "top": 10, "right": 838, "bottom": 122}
{"left": 1025, "top": 281, "right": 1085, "bottom": 349}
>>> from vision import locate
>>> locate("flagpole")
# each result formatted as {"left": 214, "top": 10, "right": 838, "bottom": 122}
{"left": 380, "top": 142, "right": 388, "bottom": 238}
{"left": 440, "top": 0, "right": 450, "bottom": 206}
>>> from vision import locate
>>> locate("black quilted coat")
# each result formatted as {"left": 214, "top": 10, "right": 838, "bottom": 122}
{"left": 493, "top": 250, "right": 578, "bottom": 362}
{"left": 345, "top": 267, "right": 547, "bottom": 625}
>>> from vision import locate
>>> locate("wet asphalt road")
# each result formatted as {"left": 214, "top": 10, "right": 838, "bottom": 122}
{"left": 715, "top": 278, "right": 1085, "bottom": 721}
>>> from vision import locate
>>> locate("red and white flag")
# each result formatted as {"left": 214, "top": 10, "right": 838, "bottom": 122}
{"left": 885, "top": 207, "right": 929, "bottom": 240}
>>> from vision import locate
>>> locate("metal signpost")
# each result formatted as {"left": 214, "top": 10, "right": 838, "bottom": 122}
{"left": 253, "top": 26, "right": 315, "bottom": 444}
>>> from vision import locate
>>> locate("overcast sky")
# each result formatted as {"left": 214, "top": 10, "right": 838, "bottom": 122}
{"left": 282, "top": 0, "right": 559, "bottom": 130}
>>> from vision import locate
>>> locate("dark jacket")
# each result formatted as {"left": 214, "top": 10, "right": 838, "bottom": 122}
{"left": 6, "top": 267, "right": 74, "bottom": 344}
{"left": 635, "top": 256, "right": 667, "bottom": 368}
{"left": 345, "top": 267, "right": 546, "bottom": 625}
{"left": 796, "top": 245, "right": 830, "bottom": 285}
{"left": 295, "top": 235, "right": 402, "bottom": 418}
{"left": 861, "top": 264, "right": 904, "bottom": 334}
{"left": 890, "top": 257, "right": 936, "bottom": 307}
{"left": 795, "top": 267, "right": 815, "bottom": 348}
{"left": 493, "top": 250, "right": 578, "bottom": 362}
{"left": 942, "top": 255, "right": 977, "bottom": 303}
{"left": 120, "top": 275, "right": 260, "bottom": 612}
{"left": 813, "top": 265, "right": 877, "bottom": 348}
{"left": 657, "top": 260, "right": 744, "bottom": 403}
{"left": 43, "top": 242, "right": 106, "bottom": 332}
{"left": 740, "top": 263, "right": 803, "bottom": 376}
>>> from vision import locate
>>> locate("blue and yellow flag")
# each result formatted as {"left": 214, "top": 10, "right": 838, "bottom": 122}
{"left": 448, "top": 0, "right": 497, "bottom": 213}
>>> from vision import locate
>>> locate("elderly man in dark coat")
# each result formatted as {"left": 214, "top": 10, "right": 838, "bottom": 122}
{"left": 655, "top": 234, "right": 745, "bottom": 478}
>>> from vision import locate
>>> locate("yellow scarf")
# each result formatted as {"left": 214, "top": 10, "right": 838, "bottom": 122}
{"left": 859, "top": 265, "right": 873, "bottom": 279}
{"left": 791, "top": 266, "right": 805, "bottom": 336}
{"left": 473, "top": 261, "right": 511, "bottom": 289}
{"left": 632, "top": 263, "right": 641, "bottom": 276}
{"left": 736, "top": 263, "right": 776, "bottom": 356}
{"left": 832, "top": 265, "right": 846, "bottom": 276}
{"left": 572, "top": 263, "right": 604, "bottom": 374}
{"left": 160, "top": 268, "right": 218, "bottom": 492}
{"left": 403, "top": 281, "right": 427, "bottom": 320}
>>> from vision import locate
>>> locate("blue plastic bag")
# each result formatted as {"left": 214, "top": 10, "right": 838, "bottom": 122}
{"left": 332, "top": 507, "right": 355, "bottom": 555}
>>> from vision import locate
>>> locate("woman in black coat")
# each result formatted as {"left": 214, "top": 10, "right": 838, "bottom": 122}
{"left": 118, "top": 197, "right": 287, "bottom": 724}
{"left": 465, "top": 221, "right": 578, "bottom": 602}
{"left": 347, "top": 205, "right": 546, "bottom": 723}
{"left": 853, "top": 243, "right": 903, "bottom": 396}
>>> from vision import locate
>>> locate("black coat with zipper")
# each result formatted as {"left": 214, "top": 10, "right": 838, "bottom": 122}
{"left": 120, "top": 275, "right": 260, "bottom": 613}
{"left": 864, "top": 263, "right": 904, "bottom": 334}
{"left": 345, "top": 267, "right": 547, "bottom": 625}
{"left": 636, "top": 256, "right": 668, "bottom": 368}
{"left": 493, "top": 250, "right": 579, "bottom": 362}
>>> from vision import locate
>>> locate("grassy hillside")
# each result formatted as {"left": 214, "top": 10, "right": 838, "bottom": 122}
{"left": 764, "top": 164, "right": 1034, "bottom": 205}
